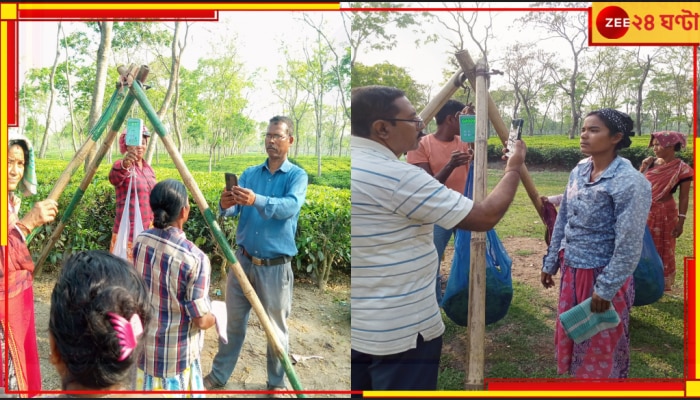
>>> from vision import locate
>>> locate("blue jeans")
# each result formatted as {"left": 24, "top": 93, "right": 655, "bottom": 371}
{"left": 433, "top": 224, "right": 455, "bottom": 305}
{"left": 208, "top": 248, "right": 293, "bottom": 389}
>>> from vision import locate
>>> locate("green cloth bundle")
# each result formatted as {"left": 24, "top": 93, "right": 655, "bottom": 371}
{"left": 559, "top": 297, "right": 620, "bottom": 344}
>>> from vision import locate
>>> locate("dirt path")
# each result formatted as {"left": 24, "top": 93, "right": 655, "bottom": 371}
{"left": 32, "top": 272, "right": 351, "bottom": 397}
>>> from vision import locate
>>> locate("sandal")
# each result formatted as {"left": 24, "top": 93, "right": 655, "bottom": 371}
{"left": 203, "top": 374, "right": 225, "bottom": 390}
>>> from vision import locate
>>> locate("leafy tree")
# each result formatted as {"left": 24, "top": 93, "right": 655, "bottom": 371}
{"left": 519, "top": 3, "right": 589, "bottom": 139}
{"left": 626, "top": 47, "right": 662, "bottom": 135}
{"left": 39, "top": 23, "right": 62, "bottom": 159}
{"left": 144, "top": 21, "right": 192, "bottom": 163}
{"left": 83, "top": 21, "right": 112, "bottom": 171}
{"left": 302, "top": 13, "right": 351, "bottom": 157}
{"left": 503, "top": 42, "right": 556, "bottom": 135}
{"left": 185, "top": 42, "right": 252, "bottom": 171}
{"left": 301, "top": 29, "right": 336, "bottom": 175}
{"left": 341, "top": 2, "right": 429, "bottom": 67}
{"left": 19, "top": 68, "right": 51, "bottom": 145}
{"left": 274, "top": 56, "right": 312, "bottom": 159}
{"left": 351, "top": 62, "right": 429, "bottom": 111}
{"left": 425, "top": 1, "right": 496, "bottom": 75}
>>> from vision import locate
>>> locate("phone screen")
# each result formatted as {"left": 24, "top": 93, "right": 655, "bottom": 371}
{"left": 225, "top": 173, "right": 238, "bottom": 190}
{"left": 126, "top": 118, "right": 143, "bottom": 146}
{"left": 507, "top": 119, "right": 524, "bottom": 156}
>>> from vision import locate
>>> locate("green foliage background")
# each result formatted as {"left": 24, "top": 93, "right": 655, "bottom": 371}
{"left": 23, "top": 154, "right": 350, "bottom": 281}
{"left": 486, "top": 134, "right": 694, "bottom": 170}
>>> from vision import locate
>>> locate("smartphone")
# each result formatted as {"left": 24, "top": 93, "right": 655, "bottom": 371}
{"left": 459, "top": 114, "right": 476, "bottom": 143}
{"left": 507, "top": 119, "right": 524, "bottom": 156}
{"left": 225, "top": 173, "right": 238, "bottom": 191}
{"left": 126, "top": 118, "right": 143, "bottom": 146}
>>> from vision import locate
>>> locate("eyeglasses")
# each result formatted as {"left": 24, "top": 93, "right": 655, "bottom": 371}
{"left": 264, "top": 133, "right": 289, "bottom": 141}
{"left": 383, "top": 117, "right": 425, "bottom": 130}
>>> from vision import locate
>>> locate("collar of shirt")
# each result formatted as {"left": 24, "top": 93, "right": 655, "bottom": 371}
{"left": 576, "top": 155, "right": 629, "bottom": 183}
{"left": 163, "top": 225, "right": 186, "bottom": 239}
{"left": 351, "top": 136, "right": 398, "bottom": 160}
{"left": 263, "top": 158, "right": 294, "bottom": 174}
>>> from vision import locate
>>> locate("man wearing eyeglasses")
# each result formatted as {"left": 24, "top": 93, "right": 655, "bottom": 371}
{"left": 407, "top": 99, "right": 474, "bottom": 304}
{"left": 351, "top": 85, "right": 525, "bottom": 392}
{"left": 204, "top": 115, "right": 308, "bottom": 396}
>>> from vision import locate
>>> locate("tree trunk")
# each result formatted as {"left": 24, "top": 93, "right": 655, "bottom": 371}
{"left": 568, "top": 70, "right": 578, "bottom": 139}
{"left": 172, "top": 76, "right": 183, "bottom": 153}
{"left": 61, "top": 24, "right": 79, "bottom": 154}
{"left": 635, "top": 54, "right": 652, "bottom": 135}
{"left": 39, "top": 23, "right": 62, "bottom": 159}
{"left": 84, "top": 21, "right": 112, "bottom": 172}
{"left": 145, "top": 22, "right": 189, "bottom": 164}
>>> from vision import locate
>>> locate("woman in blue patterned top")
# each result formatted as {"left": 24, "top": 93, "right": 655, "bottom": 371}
{"left": 541, "top": 108, "right": 651, "bottom": 379}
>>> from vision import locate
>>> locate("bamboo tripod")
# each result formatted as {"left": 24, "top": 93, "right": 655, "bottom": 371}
{"left": 30, "top": 64, "right": 307, "bottom": 397}
{"left": 423, "top": 49, "right": 544, "bottom": 390}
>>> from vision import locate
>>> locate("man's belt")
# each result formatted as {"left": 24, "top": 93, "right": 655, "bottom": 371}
{"left": 241, "top": 247, "right": 292, "bottom": 266}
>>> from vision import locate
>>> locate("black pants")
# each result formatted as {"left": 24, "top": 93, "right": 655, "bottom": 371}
{"left": 351, "top": 334, "right": 443, "bottom": 397}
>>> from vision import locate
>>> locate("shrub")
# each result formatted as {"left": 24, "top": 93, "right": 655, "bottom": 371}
{"left": 23, "top": 155, "right": 351, "bottom": 284}
{"left": 487, "top": 134, "right": 693, "bottom": 170}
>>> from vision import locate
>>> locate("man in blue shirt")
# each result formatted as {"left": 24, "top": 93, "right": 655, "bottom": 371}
{"left": 204, "top": 115, "right": 308, "bottom": 395}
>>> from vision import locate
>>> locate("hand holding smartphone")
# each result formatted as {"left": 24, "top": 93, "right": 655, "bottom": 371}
{"left": 225, "top": 173, "right": 238, "bottom": 191}
{"left": 126, "top": 118, "right": 144, "bottom": 146}
{"left": 506, "top": 119, "right": 524, "bottom": 156}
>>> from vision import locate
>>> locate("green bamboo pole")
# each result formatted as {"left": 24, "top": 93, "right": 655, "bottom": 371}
{"left": 26, "top": 85, "right": 127, "bottom": 245}
{"left": 33, "top": 67, "right": 148, "bottom": 275}
{"left": 129, "top": 76, "right": 307, "bottom": 397}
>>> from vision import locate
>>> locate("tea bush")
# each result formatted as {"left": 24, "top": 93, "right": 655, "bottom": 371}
{"left": 23, "top": 155, "right": 350, "bottom": 283}
{"left": 487, "top": 134, "right": 693, "bottom": 170}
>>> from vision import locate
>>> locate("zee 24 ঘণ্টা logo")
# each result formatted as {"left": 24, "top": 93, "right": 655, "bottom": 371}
{"left": 596, "top": 5, "right": 700, "bottom": 40}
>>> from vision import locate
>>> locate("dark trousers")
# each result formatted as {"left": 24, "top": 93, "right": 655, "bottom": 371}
{"left": 351, "top": 334, "right": 443, "bottom": 397}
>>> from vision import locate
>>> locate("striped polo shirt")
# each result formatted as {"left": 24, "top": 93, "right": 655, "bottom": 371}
{"left": 351, "top": 136, "right": 473, "bottom": 356}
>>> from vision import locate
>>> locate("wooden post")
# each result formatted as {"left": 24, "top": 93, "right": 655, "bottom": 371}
{"left": 129, "top": 77, "right": 306, "bottom": 397}
{"left": 418, "top": 69, "right": 467, "bottom": 125}
{"left": 465, "top": 57, "right": 489, "bottom": 391}
{"left": 454, "top": 49, "right": 543, "bottom": 218}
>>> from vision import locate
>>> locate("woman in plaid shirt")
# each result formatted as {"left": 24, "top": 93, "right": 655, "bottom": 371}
{"left": 132, "top": 179, "right": 216, "bottom": 396}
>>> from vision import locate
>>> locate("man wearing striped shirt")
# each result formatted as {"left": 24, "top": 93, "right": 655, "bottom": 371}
{"left": 351, "top": 85, "right": 526, "bottom": 392}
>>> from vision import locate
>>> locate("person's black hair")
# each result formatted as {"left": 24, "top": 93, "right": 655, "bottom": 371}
{"left": 8, "top": 139, "right": 29, "bottom": 164}
{"left": 674, "top": 143, "right": 682, "bottom": 152}
{"left": 586, "top": 109, "right": 634, "bottom": 151}
{"left": 269, "top": 115, "right": 294, "bottom": 137}
{"left": 150, "top": 179, "right": 189, "bottom": 229}
{"left": 435, "top": 99, "right": 466, "bottom": 125}
{"left": 351, "top": 85, "right": 406, "bottom": 138}
{"left": 49, "top": 250, "right": 151, "bottom": 390}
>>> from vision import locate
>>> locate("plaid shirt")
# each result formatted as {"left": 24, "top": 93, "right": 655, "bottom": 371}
{"left": 133, "top": 226, "right": 212, "bottom": 377}
{"left": 109, "top": 160, "right": 156, "bottom": 235}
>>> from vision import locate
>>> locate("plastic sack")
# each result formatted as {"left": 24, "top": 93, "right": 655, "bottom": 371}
{"left": 633, "top": 225, "right": 664, "bottom": 306}
{"left": 111, "top": 168, "right": 144, "bottom": 262}
{"left": 440, "top": 162, "right": 514, "bottom": 326}
{"left": 441, "top": 229, "right": 514, "bottom": 326}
